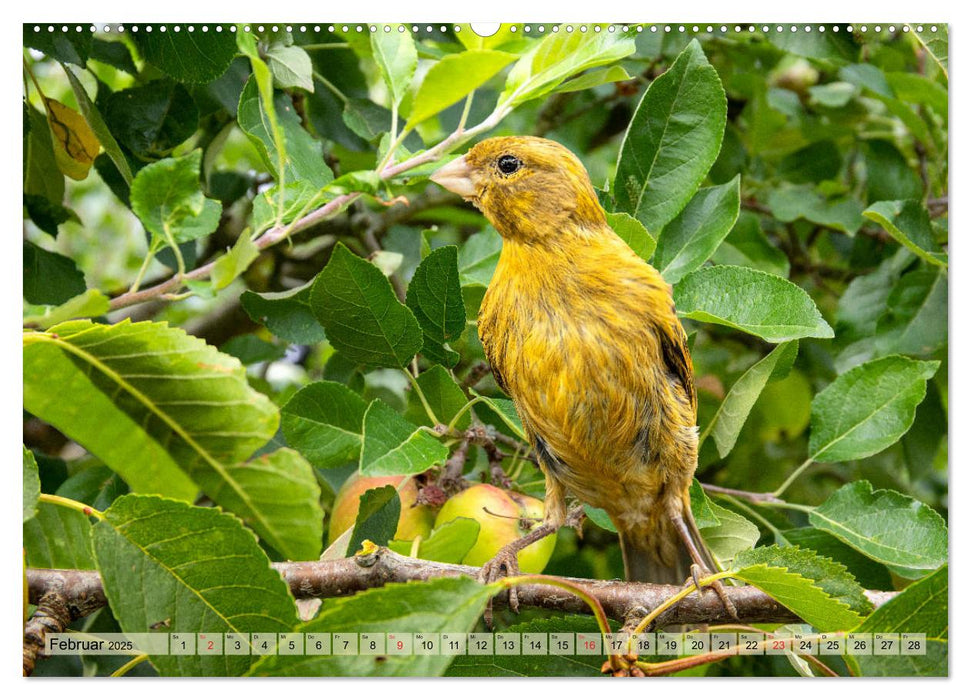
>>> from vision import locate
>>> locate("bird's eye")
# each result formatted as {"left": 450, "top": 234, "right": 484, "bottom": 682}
{"left": 497, "top": 155, "right": 523, "bottom": 175}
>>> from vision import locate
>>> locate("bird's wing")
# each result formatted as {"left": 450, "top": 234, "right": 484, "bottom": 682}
{"left": 654, "top": 318, "right": 697, "bottom": 417}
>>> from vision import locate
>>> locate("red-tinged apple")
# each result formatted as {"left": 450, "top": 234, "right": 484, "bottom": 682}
{"left": 433, "top": 483, "right": 556, "bottom": 573}
{"left": 328, "top": 473, "right": 435, "bottom": 545}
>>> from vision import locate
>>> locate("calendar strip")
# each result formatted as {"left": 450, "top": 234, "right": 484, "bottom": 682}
{"left": 45, "top": 632, "right": 928, "bottom": 657}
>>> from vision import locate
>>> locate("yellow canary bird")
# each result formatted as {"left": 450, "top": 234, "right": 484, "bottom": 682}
{"left": 431, "top": 136, "right": 725, "bottom": 592}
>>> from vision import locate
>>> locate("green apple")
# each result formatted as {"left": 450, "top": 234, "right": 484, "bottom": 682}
{"left": 433, "top": 483, "right": 556, "bottom": 573}
{"left": 328, "top": 473, "right": 435, "bottom": 545}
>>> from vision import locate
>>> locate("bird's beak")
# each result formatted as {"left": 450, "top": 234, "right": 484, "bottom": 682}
{"left": 430, "top": 155, "right": 476, "bottom": 199}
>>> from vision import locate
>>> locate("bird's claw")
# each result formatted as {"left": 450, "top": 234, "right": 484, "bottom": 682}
{"left": 479, "top": 544, "right": 523, "bottom": 627}
{"left": 685, "top": 564, "right": 738, "bottom": 620}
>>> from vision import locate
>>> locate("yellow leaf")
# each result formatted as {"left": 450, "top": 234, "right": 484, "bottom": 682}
{"left": 44, "top": 98, "right": 100, "bottom": 180}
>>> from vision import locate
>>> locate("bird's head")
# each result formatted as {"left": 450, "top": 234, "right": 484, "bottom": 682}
{"left": 430, "top": 136, "right": 606, "bottom": 243}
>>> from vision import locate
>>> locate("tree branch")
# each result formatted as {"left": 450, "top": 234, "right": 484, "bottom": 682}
{"left": 23, "top": 570, "right": 109, "bottom": 676}
{"left": 107, "top": 104, "right": 512, "bottom": 313}
{"left": 27, "top": 548, "right": 896, "bottom": 630}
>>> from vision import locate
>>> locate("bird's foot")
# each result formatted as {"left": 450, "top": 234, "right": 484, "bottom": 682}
{"left": 478, "top": 505, "right": 584, "bottom": 627}
{"left": 479, "top": 541, "right": 525, "bottom": 628}
{"left": 685, "top": 564, "right": 738, "bottom": 620}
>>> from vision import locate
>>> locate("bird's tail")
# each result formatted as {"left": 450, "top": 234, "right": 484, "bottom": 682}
{"left": 618, "top": 506, "right": 716, "bottom": 585}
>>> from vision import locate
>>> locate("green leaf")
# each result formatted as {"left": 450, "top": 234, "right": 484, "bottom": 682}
{"left": 835, "top": 248, "right": 912, "bottom": 343}
{"left": 370, "top": 27, "right": 417, "bottom": 108}
{"left": 93, "top": 495, "right": 298, "bottom": 677}
{"left": 704, "top": 341, "right": 798, "bottom": 457}
{"left": 808, "top": 481, "right": 947, "bottom": 579}
{"left": 24, "top": 502, "right": 96, "bottom": 569}
{"left": 267, "top": 44, "right": 314, "bottom": 92}
{"left": 24, "top": 103, "right": 64, "bottom": 203}
{"left": 700, "top": 502, "right": 759, "bottom": 568}
{"left": 56, "top": 463, "right": 128, "bottom": 513}
{"left": 809, "top": 355, "right": 939, "bottom": 463}
{"left": 734, "top": 545, "right": 872, "bottom": 616}
{"left": 23, "top": 447, "right": 40, "bottom": 524}
{"left": 849, "top": 565, "right": 947, "bottom": 677}
{"left": 614, "top": 40, "right": 727, "bottom": 235}
{"left": 23, "top": 288, "right": 111, "bottom": 330}
{"left": 553, "top": 65, "right": 633, "bottom": 93}
{"left": 583, "top": 505, "right": 617, "bottom": 533}
{"left": 839, "top": 63, "right": 894, "bottom": 99}
{"left": 24, "top": 24, "right": 92, "bottom": 66}
{"left": 23, "top": 240, "right": 86, "bottom": 306}
{"left": 24, "top": 320, "right": 288, "bottom": 527}
{"left": 689, "top": 479, "right": 721, "bottom": 529}
{"left": 216, "top": 448, "right": 323, "bottom": 561}
{"left": 909, "top": 25, "right": 948, "bottom": 79}
{"left": 654, "top": 176, "right": 740, "bottom": 284}
{"left": 90, "top": 38, "right": 138, "bottom": 74}
{"left": 731, "top": 560, "right": 864, "bottom": 632}
{"left": 406, "top": 246, "right": 466, "bottom": 366}
{"left": 23, "top": 193, "right": 79, "bottom": 237}
{"left": 605, "top": 211, "right": 656, "bottom": 262}
{"left": 711, "top": 211, "right": 790, "bottom": 279}
{"left": 446, "top": 615, "right": 604, "bottom": 677}
{"left": 875, "top": 269, "right": 947, "bottom": 356}
{"left": 782, "top": 527, "right": 892, "bottom": 591}
{"left": 808, "top": 82, "right": 858, "bottom": 108}
{"left": 473, "top": 394, "right": 527, "bottom": 441}
{"left": 674, "top": 266, "right": 834, "bottom": 343}
{"left": 864, "top": 140, "right": 924, "bottom": 202}
{"left": 406, "top": 365, "right": 472, "bottom": 430}
{"left": 864, "top": 200, "right": 947, "bottom": 269}
{"left": 237, "top": 77, "right": 332, "bottom": 189}
{"left": 211, "top": 233, "right": 259, "bottom": 290}
{"left": 311, "top": 243, "right": 423, "bottom": 368}
{"left": 220, "top": 334, "right": 285, "bottom": 365}
{"left": 766, "top": 27, "right": 860, "bottom": 63}
{"left": 281, "top": 381, "right": 369, "bottom": 469}
{"left": 458, "top": 228, "right": 502, "bottom": 287}
{"left": 778, "top": 141, "right": 842, "bottom": 184}
{"left": 359, "top": 400, "right": 449, "bottom": 476}
{"left": 500, "top": 25, "right": 635, "bottom": 106}
{"left": 103, "top": 79, "right": 199, "bottom": 160}
{"left": 241, "top": 281, "right": 326, "bottom": 345}
{"left": 406, "top": 50, "right": 516, "bottom": 128}
{"left": 61, "top": 64, "right": 133, "bottom": 184}
{"left": 768, "top": 184, "right": 864, "bottom": 235}
{"left": 348, "top": 485, "right": 401, "bottom": 555}
{"left": 131, "top": 24, "right": 237, "bottom": 83}
{"left": 392, "top": 517, "right": 481, "bottom": 564}
{"left": 130, "top": 151, "right": 222, "bottom": 252}
{"left": 248, "top": 578, "right": 495, "bottom": 677}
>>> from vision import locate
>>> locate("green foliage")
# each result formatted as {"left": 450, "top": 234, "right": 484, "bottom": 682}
{"left": 808, "top": 481, "right": 947, "bottom": 578}
{"left": 359, "top": 400, "right": 448, "bottom": 476}
{"left": 312, "top": 243, "right": 423, "bottom": 368}
{"left": 23, "top": 24, "right": 947, "bottom": 678}
{"left": 674, "top": 266, "right": 834, "bottom": 343}
{"left": 732, "top": 554, "right": 864, "bottom": 632}
{"left": 703, "top": 341, "right": 798, "bottom": 457}
{"left": 281, "top": 381, "right": 368, "bottom": 469}
{"left": 847, "top": 565, "right": 947, "bottom": 676}
{"left": 808, "top": 356, "right": 939, "bottom": 462}
{"left": 94, "top": 495, "right": 298, "bottom": 676}
{"left": 613, "top": 40, "right": 726, "bottom": 234}
{"left": 347, "top": 485, "right": 400, "bottom": 555}
{"left": 248, "top": 578, "right": 496, "bottom": 676}
{"left": 130, "top": 151, "right": 222, "bottom": 254}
